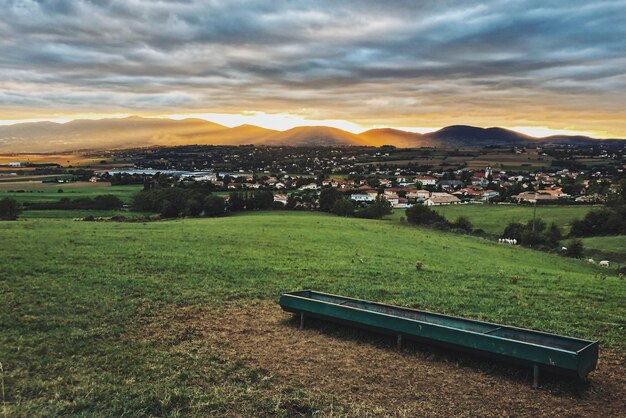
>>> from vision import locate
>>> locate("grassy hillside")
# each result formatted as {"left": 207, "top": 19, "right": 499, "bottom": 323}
{"left": 389, "top": 204, "right": 596, "bottom": 235}
{"left": 1, "top": 212, "right": 624, "bottom": 415}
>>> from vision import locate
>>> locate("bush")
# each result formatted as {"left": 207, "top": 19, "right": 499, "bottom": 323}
{"left": 93, "top": 195, "right": 123, "bottom": 210}
{"left": 354, "top": 197, "right": 392, "bottom": 219}
{"left": 0, "top": 197, "right": 21, "bottom": 220}
{"left": 271, "top": 201, "right": 285, "bottom": 210}
{"left": 452, "top": 216, "right": 473, "bottom": 232}
{"left": 405, "top": 204, "right": 447, "bottom": 226}
{"left": 565, "top": 238, "right": 584, "bottom": 258}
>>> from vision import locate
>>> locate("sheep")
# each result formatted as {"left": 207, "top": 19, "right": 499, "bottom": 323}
{"left": 587, "top": 258, "right": 595, "bottom": 264}
{"left": 512, "top": 239, "right": 517, "bottom": 245}
{"left": 599, "top": 260, "right": 610, "bottom": 267}
{"left": 561, "top": 247, "right": 568, "bottom": 251}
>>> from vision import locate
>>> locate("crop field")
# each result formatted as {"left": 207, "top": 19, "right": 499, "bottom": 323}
{"left": 1, "top": 212, "right": 624, "bottom": 416}
{"left": 467, "top": 151, "right": 553, "bottom": 171}
{"left": 388, "top": 204, "right": 596, "bottom": 235}
{"left": 0, "top": 153, "right": 129, "bottom": 168}
{"left": 0, "top": 183, "right": 142, "bottom": 204}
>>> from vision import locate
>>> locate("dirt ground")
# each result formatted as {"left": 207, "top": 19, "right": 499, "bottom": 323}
{"left": 137, "top": 302, "right": 626, "bottom": 417}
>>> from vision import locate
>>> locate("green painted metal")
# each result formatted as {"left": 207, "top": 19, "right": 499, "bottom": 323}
{"left": 279, "top": 290, "right": 598, "bottom": 378}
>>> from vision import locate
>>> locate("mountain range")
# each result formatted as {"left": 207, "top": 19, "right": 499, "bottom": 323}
{"left": 0, "top": 116, "right": 622, "bottom": 153}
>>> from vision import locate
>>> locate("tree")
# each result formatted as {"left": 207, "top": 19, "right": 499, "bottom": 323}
{"left": 228, "top": 193, "right": 245, "bottom": 212}
{"left": 331, "top": 198, "right": 354, "bottom": 217}
{"left": 204, "top": 195, "right": 226, "bottom": 217}
{"left": 546, "top": 223, "right": 563, "bottom": 246}
{"left": 319, "top": 187, "right": 342, "bottom": 212}
{"left": 565, "top": 238, "right": 584, "bottom": 258}
{"left": 502, "top": 222, "right": 524, "bottom": 241}
{"left": 355, "top": 197, "right": 392, "bottom": 219}
{"left": 185, "top": 198, "right": 203, "bottom": 216}
{"left": 0, "top": 197, "right": 20, "bottom": 220}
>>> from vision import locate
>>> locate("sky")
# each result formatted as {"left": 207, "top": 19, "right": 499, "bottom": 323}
{"left": 1, "top": 0, "right": 625, "bottom": 137}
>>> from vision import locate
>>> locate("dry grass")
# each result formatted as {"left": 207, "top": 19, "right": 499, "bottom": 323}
{"left": 135, "top": 301, "right": 626, "bottom": 417}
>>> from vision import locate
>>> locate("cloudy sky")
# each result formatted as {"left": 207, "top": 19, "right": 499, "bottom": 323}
{"left": 1, "top": 0, "right": 625, "bottom": 136}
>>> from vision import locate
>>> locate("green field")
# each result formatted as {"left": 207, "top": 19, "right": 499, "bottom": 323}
{"left": 580, "top": 236, "right": 626, "bottom": 263}
{"left": 20, "top": 209, "right": 152, "bottom": 219}
{"left": 388, "top": 204, "right": 596, "bottom": 235}
{"left": 1, "top": 211, "right": 624, "bottom": 415}
{"left": 0, "top": 183, "right": 142, "bottom": 204}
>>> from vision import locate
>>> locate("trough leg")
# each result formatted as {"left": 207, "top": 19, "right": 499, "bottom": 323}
{"left": 299, "top": 312, "right": 304, "bottom": 330}
{"left": 397, "top": 334, "right": 402, "bottom": 351}
{"left": 532, "top": 364, "right": 540, "bottom": 388}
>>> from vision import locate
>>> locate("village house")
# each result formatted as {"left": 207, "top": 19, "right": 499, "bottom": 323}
{"left": 273, "top": 194, "right": 288, "bottom": 205}
{"left": 299, "top": 183, "right": 319, "bottom": 190}
{"left": 406, "top": 190, "right": 431, "bottom": 200}
{"left": 513, "top": 191, "right": 558, "bottom": 203}
{"left": 424, "top": 192, "right": 461, "bottom": 206}
{"left": 382, "top": 192, "right": 400, "bottom": 206}
{"left": 481, "top": 190, "right": 500, "bottom": 201}
{"left": 351, "top": 193, "right": 374, "bottom": 202}
{"left": 415, "top": 175, "right": 436, "bottom": 186}
{"left": 438, "top": 179, "right": 464, "bottom": 191}
{"left": 394, "top": 197, "right": 410, "bottom": 208}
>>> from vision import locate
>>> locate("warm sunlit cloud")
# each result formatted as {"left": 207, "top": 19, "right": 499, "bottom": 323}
{"left": 0, "top": 1, "right": 625, "bottom": 138}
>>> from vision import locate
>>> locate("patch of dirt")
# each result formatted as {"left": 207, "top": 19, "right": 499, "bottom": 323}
{"left": 136, "top": 301, "right": 626, "bottom": 417}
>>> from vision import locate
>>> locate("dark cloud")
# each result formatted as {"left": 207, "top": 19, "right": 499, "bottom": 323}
{"left": 0, "top": 0, "right": 625, "bottom": 134}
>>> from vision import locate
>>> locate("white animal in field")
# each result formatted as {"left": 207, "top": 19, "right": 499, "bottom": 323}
{"left": 512, "top": 239, "right": 517, "bottom": 245}
{"left": 599, "top": 260, "right": 610, "bottom": 267}
{"left": 587, "top": 258, "right": 595, "bottom": 264}
{"left": 498, "top": 238, "right": 502, "bottom": 243}
{"left": 561, "top": 247, "right": 568, "bottom": 251}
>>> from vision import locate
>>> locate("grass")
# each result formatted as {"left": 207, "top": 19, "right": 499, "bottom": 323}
{"left": 1, "top": 211, "right": 624, "bottom": 415}
{"left": 20, "top": 209, "right": 152, "bottom": 219}
{"left": 387, "top": 204, "right": 596, "bottom": 235}
{"left": 0, "top": 183, "right": 142, "bottom": 204}
{"left": 579, "top": 236, "right": 626, "bottom": 263}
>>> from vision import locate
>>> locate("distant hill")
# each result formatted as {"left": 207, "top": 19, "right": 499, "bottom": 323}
{"left": 422, "top": 125, "right": 534, "bottom": 147}
{"left": 261, "top": 126, "right": 364, "bottom": 147}
{"left": 359, "top": 128, "right": 434, "bottom": 147}
{"left": 0, "top": 116, "right": 622, "bottom": 152}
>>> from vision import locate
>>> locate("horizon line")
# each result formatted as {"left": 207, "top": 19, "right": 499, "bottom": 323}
{"left": 0, "top": 114, "right": 621, "bottom": 139}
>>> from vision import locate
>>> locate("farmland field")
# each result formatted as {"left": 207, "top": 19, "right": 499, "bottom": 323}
{"left": 0, "top": 182, "right": 141, "bottom": 204}
{"left": 388, "top": 204, "right": 597, "bottom": 235}
{"left": 1, "top": 211, "right": 624, "bottom": 416}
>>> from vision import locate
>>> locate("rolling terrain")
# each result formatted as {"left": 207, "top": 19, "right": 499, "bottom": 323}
{"left": 1, "top": 211, "right": 624, "bottom": 415}
{"left": 1, "top": 117, "right": 623, "bottom": 152}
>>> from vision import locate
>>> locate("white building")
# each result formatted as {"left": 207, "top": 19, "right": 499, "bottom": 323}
{"left": 351, "top": 193, "right": 374, "bottom": 202}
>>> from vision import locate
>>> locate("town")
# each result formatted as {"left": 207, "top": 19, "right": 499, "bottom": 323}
{"left": 86, "top": 143, "right": 624, "bottom": 209}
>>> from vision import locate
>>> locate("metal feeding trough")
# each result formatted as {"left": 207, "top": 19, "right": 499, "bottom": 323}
{"left": 279, "top": 290, "right": 598, "bottom": 387}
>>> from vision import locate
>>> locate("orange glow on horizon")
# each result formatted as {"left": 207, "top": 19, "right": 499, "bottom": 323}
{"left": 0, "top": 112, "right": 623, "bottom": 139}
